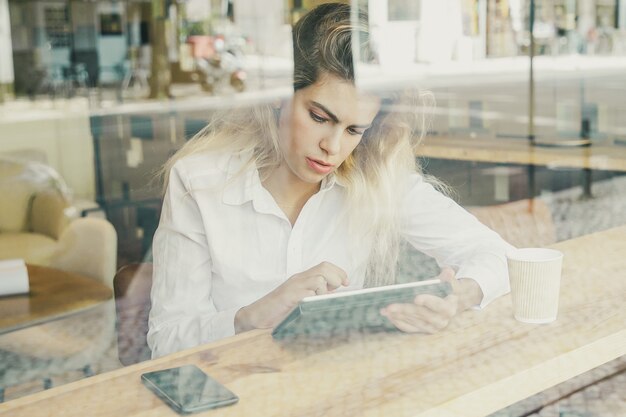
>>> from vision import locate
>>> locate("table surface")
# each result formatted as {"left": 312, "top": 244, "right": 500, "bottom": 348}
{"left": 1, "top": 226, "right": 625, "bottom": 417}
{"left": 0, "top": 264, "right": 113, "bottom": 335}
{"left": 418, "top": 136, "right": 626, "bottom": 172}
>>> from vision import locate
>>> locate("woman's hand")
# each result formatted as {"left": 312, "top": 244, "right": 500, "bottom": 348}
{"left": 379, "top": 268, "right": 483, "bottom": 334}
{"left": 234, "top": 262, "right": 349, "bottom": 333}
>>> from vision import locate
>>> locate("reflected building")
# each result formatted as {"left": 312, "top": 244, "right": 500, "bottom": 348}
{"left": 2, "top": 0, "right": 626, "bottom": 99}
{"left": 7, "top": 0, "right": 154, "bottom": 95}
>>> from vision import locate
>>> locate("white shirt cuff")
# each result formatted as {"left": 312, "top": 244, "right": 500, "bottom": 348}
{"left": 207, "top": 307, "right": 240, "bottom": 342}
{"left": 455, "top": 257, "right": 511, "bottom": 309}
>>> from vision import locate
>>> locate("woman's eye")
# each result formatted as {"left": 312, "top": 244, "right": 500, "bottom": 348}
{"left": 347, "top": 128, "right": 365, "bottom": 136}
{"left": 309, "top": 111, "right": 326, "bottom": 123}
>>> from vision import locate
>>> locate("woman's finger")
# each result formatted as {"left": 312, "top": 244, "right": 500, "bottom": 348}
{"left": 318, "top": 262, "right": 349, "bottom": 286}
{"left": 383, "top": 303, "right": 452, "bottom": 332}
{"left": 437, "top": 267, "right": 458, "bottom": 293}
{"left": 311, "top": 275, "right": 330, "bottom": 295}
{"left": 437, "top": 267, "right": 456, "bottom": 282}
{"left": 413, "top": 294, "right": 458, "bottom": 318}
{"left": 322, "top": 272, "right": 344, "bottom": 291}
{"left": 382, "top": 308, "right": 440, "bottom": 334}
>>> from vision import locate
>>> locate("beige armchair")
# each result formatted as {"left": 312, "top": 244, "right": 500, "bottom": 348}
{"left": 0, "top": 158, "right": 117, "bottom": 283}
{"left": 0, "top": 158, "right": 118, "bottom": 399}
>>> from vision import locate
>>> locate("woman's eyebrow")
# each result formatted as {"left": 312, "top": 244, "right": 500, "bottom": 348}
{"left": 311, "top": 101, "right": 339, "bottom": 123}
{"left": 311, "top": 101, "right": 372, "bottom": 129}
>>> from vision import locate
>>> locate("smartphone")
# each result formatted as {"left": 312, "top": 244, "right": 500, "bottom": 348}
{"left": 141, "top": 365, "right": 238, "bottom": 414}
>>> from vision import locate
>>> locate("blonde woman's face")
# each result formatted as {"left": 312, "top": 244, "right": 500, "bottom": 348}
{"left": 277, "top": 72, "right": 381, "bottom": 185}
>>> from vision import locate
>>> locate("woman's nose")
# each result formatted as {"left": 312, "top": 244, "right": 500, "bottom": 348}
{"left": 320, "top": 128, "right": 342, "bottom": 155}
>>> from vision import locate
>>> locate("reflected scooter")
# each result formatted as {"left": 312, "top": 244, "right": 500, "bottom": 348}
{"left": 196, "top": 35, "right": 246, "bottom": 94}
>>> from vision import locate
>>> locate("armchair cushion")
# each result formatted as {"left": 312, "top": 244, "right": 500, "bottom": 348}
{"left": 0, "top": 233, "right": 57, "bottom": 265}
{"left": 0, "top": 174, "right": 34, "bottom": 233}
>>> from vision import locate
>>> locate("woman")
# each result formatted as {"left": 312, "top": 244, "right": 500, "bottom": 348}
{"left": 148, "top": 3, "right": 512, "bottom": 358}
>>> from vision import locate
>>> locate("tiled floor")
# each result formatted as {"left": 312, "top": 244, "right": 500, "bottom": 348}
{"left": 530, "top": 368, "right": 626, "bottom": 417}
{"left": 530, "top": 370, "right": 626, "bottom": 417}
{"left": 490, "top": 357, "right": 626, "bottom": 417}
{"left": 1, "top": 336, "right": 121, "bottom": 402}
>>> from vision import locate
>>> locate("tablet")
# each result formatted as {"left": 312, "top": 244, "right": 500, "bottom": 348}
{"left": 271, "top": 279, "right": 452, "bottom": 339}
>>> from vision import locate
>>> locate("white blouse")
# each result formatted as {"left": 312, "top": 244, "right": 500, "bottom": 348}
{"left": 148, "top": 150, "right": 513, "bottom": 358}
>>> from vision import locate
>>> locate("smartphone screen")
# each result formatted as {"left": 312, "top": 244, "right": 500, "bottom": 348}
{"left": 141, "top": 365, "right": 238, "bottom": 414}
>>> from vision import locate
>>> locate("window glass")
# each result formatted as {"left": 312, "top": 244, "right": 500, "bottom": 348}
{"left": 0, "top": 1, "right": 624, "bottom": 412}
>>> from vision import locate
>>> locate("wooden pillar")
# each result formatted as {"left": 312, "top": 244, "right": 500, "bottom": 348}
{"left": 148, "top": 0, "right": 171, "bottom": 99}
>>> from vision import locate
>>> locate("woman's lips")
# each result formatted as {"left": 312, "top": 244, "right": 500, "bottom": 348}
{"left": 306, "top": 157, "right": 334, "bottom": 175}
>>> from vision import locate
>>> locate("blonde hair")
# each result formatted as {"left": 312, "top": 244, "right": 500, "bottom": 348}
{"left": 342, "top": 90, "right": 436, "bottom": 287}
{"left": 162, "top": 3, "right": 437, "bottom": 287}
{"left": 161, "top": 103, "right": 283, "bottom": 186}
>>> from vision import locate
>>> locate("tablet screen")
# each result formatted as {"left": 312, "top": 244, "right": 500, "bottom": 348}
{"left": 272, "top": 279, "right": 452, "bottom": 339}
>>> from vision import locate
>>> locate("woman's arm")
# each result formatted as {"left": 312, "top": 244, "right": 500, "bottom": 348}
{"left": 401, "top": 174, "right": 515, "bottom": 309}
{"left": 147, "top": 162, "right": 239, "bottom": 358}
{"left": 234, "top": 261, "right": 349, "bottom": 332}
{"left": 381, "top": 175, "right": 513, "bottom": 334}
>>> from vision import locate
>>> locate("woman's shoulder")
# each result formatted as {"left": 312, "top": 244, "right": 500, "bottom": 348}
{"left": 174, "top": 148, "right": 241, "bottom": 178}
{"left": 171, "top": 149, "right": 253, "bottom": 188}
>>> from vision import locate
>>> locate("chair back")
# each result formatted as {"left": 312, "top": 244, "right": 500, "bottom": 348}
{"left": 113, "top": 263, "right": 153, "bottom": 366}
{"left": 0, "top": 158, "right": 70, "bottom": 234}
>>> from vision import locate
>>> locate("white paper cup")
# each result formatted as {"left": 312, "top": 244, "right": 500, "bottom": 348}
{"left": 507, "top": 248, "right": 563, "bottom": 324}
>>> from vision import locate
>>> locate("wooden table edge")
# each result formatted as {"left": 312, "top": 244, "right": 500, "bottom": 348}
{"left": 0, "top": 329, "right": 268, "bottom": 412}
{"left": 0, "top": 265, "right": 113, "bottom": 335}
{"left": 416, "top": 328, "right": 626, "bottom": 417}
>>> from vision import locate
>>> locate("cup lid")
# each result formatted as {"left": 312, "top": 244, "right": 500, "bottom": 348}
{"left": 506, "top": 248, "right": 563, "bottom": 262}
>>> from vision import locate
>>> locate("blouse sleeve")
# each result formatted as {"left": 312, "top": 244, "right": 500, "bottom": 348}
{"left": 147, "top": 161, "right": 239, "bottom": 358}
{"left": 401, "top": 174, "right": 515, "bottom": 308}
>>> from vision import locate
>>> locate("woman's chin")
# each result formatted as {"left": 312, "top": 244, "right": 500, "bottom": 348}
{"left": 297, "top": 169, "right": 327, "bottom": 185}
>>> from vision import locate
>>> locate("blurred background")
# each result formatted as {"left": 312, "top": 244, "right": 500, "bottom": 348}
{"left": 0, "top": 0, "right": 625, "bottom": 413}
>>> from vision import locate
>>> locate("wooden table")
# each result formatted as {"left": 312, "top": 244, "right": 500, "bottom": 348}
{"left": 1, "top": 227, "right": 625, "bottom": 416}
{"left": 418, "top": 135, "right": 626, "bottom": 199}
{"left": 0, "top": 265, "right": 113, "bottom": 335}
{"left": 418, "top": 136, "right": 626, "bottom": 172}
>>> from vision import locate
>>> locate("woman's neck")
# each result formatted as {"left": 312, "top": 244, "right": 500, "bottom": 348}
{"left": 261, "top": 165, "right": 321, "bottom": 219}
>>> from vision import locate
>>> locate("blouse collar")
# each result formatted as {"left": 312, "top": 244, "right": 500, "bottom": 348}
{"left": 222, "top": 151, "right": 340, "bottom": 206}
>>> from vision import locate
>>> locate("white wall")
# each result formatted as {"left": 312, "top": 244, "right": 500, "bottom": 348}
{"left": 368, "top": 0, "right": 419, "bottom": 67}
{"left": 0, "top": 100, "right": 95, "bottom": 200}
{"left": 186, "top": 0, "right": 212, "bottom": 21}
{"left": 234, "top": 0, "right": 291, "bottom": 57}
{"left": 417, "top": 0, "right": 463, "bottom": 63}
{"left": 0, "top": 0, "right": 14, "bottom": 85}
{"left": 577, "top": 0, "right": 596, "bottom": 37}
